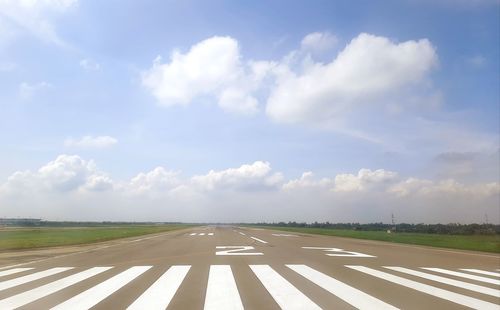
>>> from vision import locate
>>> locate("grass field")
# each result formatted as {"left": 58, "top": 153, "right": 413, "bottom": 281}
{"left": 252, "top": 226, "right": 500, "bottom": 253}
{"left": 0, "top": 224, "right": 194, "bottom": 251}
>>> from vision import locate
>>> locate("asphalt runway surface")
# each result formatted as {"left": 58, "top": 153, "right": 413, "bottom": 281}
{"left": 0, "top": 226, "right": 498, "bottom": 309}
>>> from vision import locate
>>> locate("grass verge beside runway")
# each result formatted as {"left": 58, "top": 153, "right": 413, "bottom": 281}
{"left": 0, "top": 224, "right": 194, "bottom": 251}
{"left": 251, "top": 226, "right": 500, "bottom": 253}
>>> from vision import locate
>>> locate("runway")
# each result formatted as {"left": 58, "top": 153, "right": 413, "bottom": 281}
{"left": 0, "top": 226, "right": 498, "bottom": 309}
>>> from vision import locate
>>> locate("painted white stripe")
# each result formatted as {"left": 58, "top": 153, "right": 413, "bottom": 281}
{"left": 51, "top": 266, "right": 151, "bottom": 310}
{"left": 238, "top": 232, "right": 246, "bottom": 236}
{"left": 250, "top": 265, "right": 321, "bottom": 310}
{"left": 189, "top": 233, "right": 196, "bottom": 236}
{"left": 0, "top": 267, "right": 112, "bottom": 309}
{"left": 0, "top": 268, "right": 33, "bottom": 278}
{"left": 128, "top": 265, "right": 190, "bottom": 310}
{"left": 288, "top": 265, "right": 397, "bottom": 309}
{"left": 208, "top": 233, "right": 214, "bottom": 236}
{"left": 422, "top": 268, "right": 500, "bottom": 285}
{"left": 460, "top": 269, "right": 500, "bottom": 278}
{"left": 250, "top": 237, "right": 268, "bottom": 244}
{"left": 347, "top": 265, "right": 498, "bottom": 310}
{"left": 204, "top": 265, "right": 243, "bottom": 310}
{"left": 385, "top": 266, "right": 500, "bottom": 297}
{"left": 199, "top": 233, "right": 206, "bottom": 236}
{"left": 0, "top": 267, "right": 73, "bottom": 292}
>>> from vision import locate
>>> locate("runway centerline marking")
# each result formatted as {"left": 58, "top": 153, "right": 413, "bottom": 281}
{"left": 51, "top": 266, "right": 151, "bottom": 310}
{"left": 250, "top": 265, "right": 321, "bottom": 310}
{"left": 238, "top": 232, "right": 246, "bottom": 236}
{"left": 215, "top": 246, "right": 263, "bottom": 256}
{"left": 127, "top": 265, "right": 190, "bottom": 310}
{"left": 303, "top": 247, "right": 375, "bottom": 258}
{"left": 422, "top": 268, "right": 500, "bottom": 285}
{"left": 385, "top": 266, "right": 500, "bottom": 297}
{"left": 347, "top": 265, "right": 498, "bottom": 310}
{"left": 0, "top": 267, "right": 112, "bottom": 309}
{"left": 250, "top": 237, "right": 268, "bottom": 244}
{"left": 288, "top": 264, "right": 397, "bottom": 310}
{"left": 0, "top": 267, "right": 73, "bottom": 292}
{"left": 204, "top": 265, "right": 243, "bottom": 310}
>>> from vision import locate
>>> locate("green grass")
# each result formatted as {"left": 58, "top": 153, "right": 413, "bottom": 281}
{"left": 250, "top": 226, "right": 500, "bottom": 253}
{"left": 0, "top": 224, "right": 195, "bottom": 251}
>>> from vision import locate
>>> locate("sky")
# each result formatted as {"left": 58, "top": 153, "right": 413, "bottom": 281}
{"left": 0, "top": 0, "right": 498, "bottom": 223}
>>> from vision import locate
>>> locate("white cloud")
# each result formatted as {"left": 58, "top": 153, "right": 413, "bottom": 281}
{"left": 0, "top": 0, "right": 77, "bottom": 47}
{"left": 79, "top": 58, "right": 100, "bottom": 71}
{"left": 334, "top": 169, "right": 399, "bottom": 192}
{"left": 0, "top": 155, "right": 498, "bottom": 223}
{"left": 64, "top": 136, "right": 118, "bottom": 149}
{"left": 266, "top": 33, "right": 437, "bottom": 124}
{"left": 467, "top": 54, "right": 486, "bottom": 68}
{"left": 3, "top": 154, "right": 112, "bottom": 193}
{"left": 141, "top": 36, "right": 270, "bottom": 115}
{"left": 19, "top": 81, "right": 52, "bottom": 99}
{"left": 300, "top": 31, "right": 338, "bottom": 54}
{"left": 191, "top": 161, "right": 283, "bottom": 191}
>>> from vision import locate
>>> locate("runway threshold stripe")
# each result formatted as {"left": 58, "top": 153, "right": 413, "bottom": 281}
{"left": 460, "top": 269, "right": 500, "bottom": 278}
{"left": 51, "top": 266, "right": 151, "bottom": 310}
{"left": 199, "top": 233, "right": 205, "bottom": 236}
{"left": 0, "top": 268, "right": 33, "bottom": 278}
{"left": 347, "top": 265, "right": 498, "bottom": 310}
{"left": 250, "top": 237, "right": 268, "bottom": 244}
{"left": 422, "top": 268, "right": 500, "bottom": 285}
{"left": 0, "top": 267, "right": 73, "bottom": 292}
{"left": 385, "top": 267, "right": 500, "bottom": 297}
{"left": 250, "top": 265, "right": 321, "bottom": 310}
{"left": 0, "top": 267, "right": 112, "bottom": 309}
{"left": 287, "top": 265, "right": 397, "bottom": 310}
{"left": 189, "top": 233, "right": 196, "bottom": 236}
{"left": 204, "top": 265, "right": 243, "bottom": 310}
{"left": 127, "top": 265, "right": 190, "bottom": 310}
{"left": 208, "top": 233, "right": 214, "bottom": 236}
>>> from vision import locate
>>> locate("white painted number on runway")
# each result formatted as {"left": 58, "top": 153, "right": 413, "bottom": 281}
{"left": 303, "top": 247, "right": 375, "bottom": 258}
{"left": 215, "top": 246, "right": 263, "bottom": 256}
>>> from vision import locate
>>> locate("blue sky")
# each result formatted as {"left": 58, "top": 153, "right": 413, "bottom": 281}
{"left": 0, "top": 0, "right": 498, "bottom": 223}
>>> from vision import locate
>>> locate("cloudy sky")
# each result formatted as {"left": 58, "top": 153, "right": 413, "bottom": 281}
{"left": 0, "top": 0, "right": 498, "bottom": 223}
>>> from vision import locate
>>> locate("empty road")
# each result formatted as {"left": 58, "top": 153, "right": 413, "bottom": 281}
{"left": 0, "top": 226, "right": 498, "bottom": 309}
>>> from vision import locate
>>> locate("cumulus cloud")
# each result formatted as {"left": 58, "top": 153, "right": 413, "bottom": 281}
{"left": 64, "top": 136, "right": 118, "bottom": 149}
{"left": 141, "top": 36, "right": 265, "bottom": 115}
{"left": 19, "top": 81, "right": 52, "bottom": 99}
{"left": 300, "top": 31, "right": 338, "bottom": 54}
{"left": 1, "top": 155, "right": 498, "bottom": 223}
{"left": 0, "top": 0, "right": 77, "bottom": 47}
{"left": 79, "top": 58, "right": 100, "bottom": 71}
{"left": 191, "top": 161, "right": 283, "bottom": 191}
{"left": 266, "top": 33, "right": 437, "bottom": 124}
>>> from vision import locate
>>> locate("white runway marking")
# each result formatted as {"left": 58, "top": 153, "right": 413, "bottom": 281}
{"left": 238, "top": 232, "right": 246, "bottom": 235}
{"left": 460, "top": 269, "right": 500, "bottom": 278}
{"left": 272, "top": 234, "right": 297, "bottom": 237}
{"left": 250, "top": 265, "right": 321, "bottom": 310}
{"left": 288, "top": 264, "right": 397, "bottom": 309}
{"left": 303, "top": 247, "right": 375, "bottom": 258}
{"left": 422, "top": 268, "right": 500, "bottom": 285}
{"left": 189, "top": 233, "right": 197, "bottom": 236}
{"left": 385, "top": 266, "right": 500, "bottom": 297}
{"left": 51, "top": 266, "right": 151, "bottom": 310}
{"left": 347, "top": 265, "right": 498, "bottom": 310}
{"left": 204, "top": 265, "right": 243, "bottom": 310}
{"left": 0, "top": 267, "right": 73, "bottom": 292}
{"left": 0, "top": 268, "right": 33, "bottom": 278}
{"left": 216, "top": 246, "right": 263, "bottom": 256}
{"left": 127, "top": 265, "right": 190, "bottom": 310}
{"left": 250, "top": 237, "right": 268, "bottom": 244}
{"left": 0, "top": 267, "right": 112, "bottom": 309}
{"left": 199, "top": 233, "right": 206, "bottom": 236}
{"left": 208, "top": 233, "right": 214, "bottom": 236}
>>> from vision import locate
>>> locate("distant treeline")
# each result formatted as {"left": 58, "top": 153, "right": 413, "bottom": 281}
{"left": 246, "top": 222, "right": 500, "bottom": 235}
{"left": 0, "top": 219, "right": 183, "bottom": 227}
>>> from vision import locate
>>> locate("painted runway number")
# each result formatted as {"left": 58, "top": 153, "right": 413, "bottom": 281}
{"left": 303, "top": 247, "right": 375, "bottom": 258}
{"left": 216, "top": 246, "right": 263, "bottom": 256}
